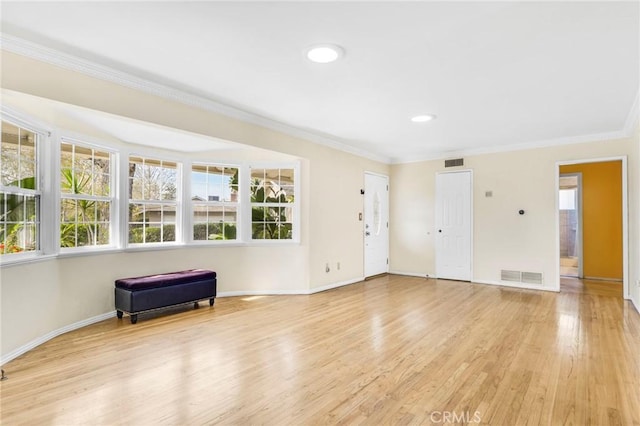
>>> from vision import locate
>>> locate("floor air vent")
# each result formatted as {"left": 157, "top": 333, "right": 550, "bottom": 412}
{"left": 501, "top": 270, "right": 543, "bottom": 285}
{"left": 444, "top": 158, "right": 464, "bottom": 167}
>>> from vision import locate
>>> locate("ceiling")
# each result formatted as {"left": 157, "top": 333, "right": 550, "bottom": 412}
{"left": 1, "top": 1, "right": 638, "bottom": 163}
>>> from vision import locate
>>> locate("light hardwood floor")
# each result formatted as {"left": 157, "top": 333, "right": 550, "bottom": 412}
{"left": 1, "top": 275, "right": 639, "bottom": 425}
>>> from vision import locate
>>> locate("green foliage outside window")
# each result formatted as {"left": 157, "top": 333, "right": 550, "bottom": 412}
{"left": 59, "top": 143, "right": 111, "bottom": 248}
{"left": 250, "top": 168, "right": 295, "bottom": 240}
{"left": 0, "top": 178, "right": 38, "bottom": 254}
{"left": 1, "top": 121, "right": 39, "bottom": 255}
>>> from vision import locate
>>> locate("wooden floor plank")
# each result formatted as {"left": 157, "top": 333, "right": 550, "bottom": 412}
{"left": 1, "top": 275, "right": 639, "bottom": 425}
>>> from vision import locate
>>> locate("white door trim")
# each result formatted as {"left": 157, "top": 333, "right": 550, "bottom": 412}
{"left": 555, "top": 156, "right": 628, "bottom": 299}
{"left": 435, "top": 169, "right": 474, "bottom": 281}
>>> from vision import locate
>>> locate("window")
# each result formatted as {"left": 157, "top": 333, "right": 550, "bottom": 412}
{"left": 3, "top": 108, "right": 301, "bottom": 255}
{"left": 559, "top": 188, "right": 576, "bottom": 210}
{"left": 128, "top": 156, "right": 179, "bottom": 244}
{"left": 0, "top": 120, "right": 40, "bottom": 255}
{"left": 191, "top": 164, "right": 238, "bottom": 241}
{"left": 60, "top": 141, "right": 113, "bottom": 248}
{"left": 250, "top": 167, "right": 295, "bottom": 240}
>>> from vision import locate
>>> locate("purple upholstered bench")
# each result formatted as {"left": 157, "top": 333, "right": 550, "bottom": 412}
{"left": 115, "top": 269, "right": 216, "bottom": 323}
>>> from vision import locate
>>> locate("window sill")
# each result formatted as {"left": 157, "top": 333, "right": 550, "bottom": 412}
{"left": 0, "top": 240, "right": 303, "bottom": 267}
{"left": 188, "top": 240, "right": 300, "bottom": 247}
{"left": 58, "top": 246, "right": 123, "bottom": 258}
{"left": 124, "top": 243, "right": 186, "bottom": 253}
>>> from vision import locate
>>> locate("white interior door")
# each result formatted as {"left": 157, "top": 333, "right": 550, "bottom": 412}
{"left": 435, "top": 171, "right": 472, "bottom": 281}
{"left": 364, "top": 173, "right": 389, "bottom": 277}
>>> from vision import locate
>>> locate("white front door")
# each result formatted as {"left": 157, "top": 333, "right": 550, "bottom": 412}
{"left": 364, "top": 173, "right": 389, "bottom": 277}
{"left": 435, "top": 171, "right": 472, "bottom": 281}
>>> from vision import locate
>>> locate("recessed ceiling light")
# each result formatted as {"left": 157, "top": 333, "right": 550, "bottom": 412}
{"left": 306, "top": 44, "right": 344, "bottom": 64}
{"left": 411, "top": 114, "right": 437, "bottom": 123}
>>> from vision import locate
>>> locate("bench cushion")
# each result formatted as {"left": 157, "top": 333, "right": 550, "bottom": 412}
{"left": 115, "top": 269, "right": 216, "bottom": 291}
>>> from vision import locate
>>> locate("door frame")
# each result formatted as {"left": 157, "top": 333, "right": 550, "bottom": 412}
{"left": 435, "top": 169, "right": 474, "bottom": 281}
{"left": 363, "top": 171, "right": 389, "bottom": 278}
{"left": 559, "top": 172, "right": 583, "bottom": 278}
{"left": 555, "top": 156, "right": 628, "bottom": 298}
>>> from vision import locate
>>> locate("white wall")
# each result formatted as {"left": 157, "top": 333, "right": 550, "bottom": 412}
{"left": 390, "top": 136, "right": 639, "bottom": 302}
{"left": 0, "top": 51, "right": 388, "bottom": 361}
{"left": 631, "top": 129, "right": 640, "bottom": 310}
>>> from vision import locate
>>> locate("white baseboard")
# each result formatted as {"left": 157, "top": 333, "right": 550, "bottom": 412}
{"left": 389, "top": 270, "right": 433, "bottom": 279}
{"left": 473, "top": 279, "right": 559, "bottom": 293}
{"left": 631, "top": 294, "right": 640, "bottom": 314}
{"left": 309, "top": 277, "right": 364, "bottom": 294}
{"left": 1, "top": 311, "right": 116, "bottom": 366}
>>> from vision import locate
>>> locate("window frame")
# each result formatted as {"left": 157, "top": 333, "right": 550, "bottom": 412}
{"left": 0, "top": 111, "right": 51, "bottom": 263}
{"left": 0, "top": 107, "right": 303, "bottom": 265}
{"left": 247, "top": 163, "right": 300, "bottom": 244}
{"left": 58, "top": 136, "right": 117, "bottom": 252}
{"left": 126, "top": 153, "right": 182, "bottom": 247}
{"left": 189, "top": 162, "right": 241, "bottom": 244}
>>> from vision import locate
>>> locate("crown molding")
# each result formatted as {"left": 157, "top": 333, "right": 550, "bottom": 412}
{"left": 0, "top": 33, "right": 391, "bottom": 164}
{"left": 390, "top": 129, "right": 630, "bottom": 164}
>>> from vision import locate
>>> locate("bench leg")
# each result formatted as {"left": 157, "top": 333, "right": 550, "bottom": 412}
{"left": 209, "top": 298, "right": 215, "bottom": 306}
{"left": 194, "top": 301, "right": 199, "bottom": 309}
{"left": 117, "top": 310, "right": 123, "bottom": 319}
{"left": 131, "top": 314, "right": 138, "bottom": 324}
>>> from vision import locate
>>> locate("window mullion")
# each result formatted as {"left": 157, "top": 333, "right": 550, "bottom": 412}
{"left": 183, "top": 159, "right": 192, "bottom": 244}
{"left": 41, "top": 130, "right": 57, "bottom": 254}
{"left": 240, "top": 163, "right": 250, "bottom": 242}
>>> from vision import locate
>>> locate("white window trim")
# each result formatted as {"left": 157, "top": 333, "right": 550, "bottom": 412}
{"left": 0, "top": 108, "right": 53, "bottom": 265}
{"left": 58, "top": 136, "right": 118, "bottom": 252}
{"left": 125, "top": 152, "right": 183, "bottom": 247}
{"left": 188, "top": 161, "right": 241, "bottom": 244}
{"left": 1, "top": 106, "right": 303, "bottom": 266}
{"left": 247, "top": 162, "right": 300, "bottom": 244}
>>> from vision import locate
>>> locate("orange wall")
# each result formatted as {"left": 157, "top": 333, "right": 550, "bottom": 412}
{"left": 560, "top": 161, "right": 622, "bottom": 280}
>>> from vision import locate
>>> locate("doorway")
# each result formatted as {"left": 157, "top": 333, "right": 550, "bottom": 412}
{"left": 556, "top": 157, "right": 628, "bottom": 299}
{"left": 559, "top": 173, "right": 582, "bottom": 278}
{"left": 435, "top": 170, "right": 472, "bottom": 281}
{"left": 364, "top": 172, "right": 389, "bottom": 278}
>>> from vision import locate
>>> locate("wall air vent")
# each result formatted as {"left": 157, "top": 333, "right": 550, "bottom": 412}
{"left": 521, "top": 272, "right": 544, "bottom": 285}
{"left": 501, "top": 270, "right": 521, "bottom": 282}
{"left": 444, "top": 158, "right": 464, "bottom": 168}
{"left": 501, "top": 270, "right": 544, "bottom": 285}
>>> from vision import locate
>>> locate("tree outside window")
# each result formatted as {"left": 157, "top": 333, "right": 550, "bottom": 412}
{"left": 250, "top": 167, "right": 295, "bottom": 240}
{"left": 60, "top": 141, "right": 112, "bottom": 248}
{"left": 128, "top": 156, "right": 178, "bottom": 244}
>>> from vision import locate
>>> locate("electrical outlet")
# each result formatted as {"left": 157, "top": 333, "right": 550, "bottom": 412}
{"left": 325, "top": 263, "right": 330, "bottom": 273}
{"left": 337, "top": 262, "right": 341, "bottom": 270}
